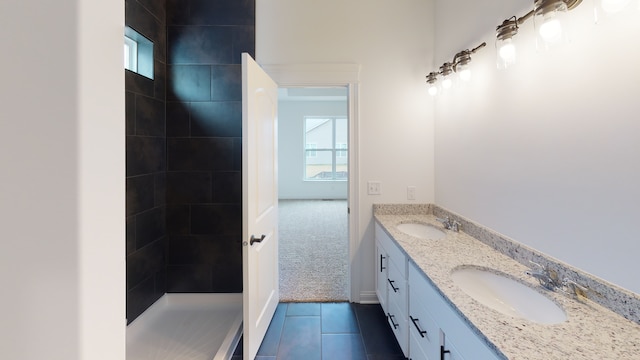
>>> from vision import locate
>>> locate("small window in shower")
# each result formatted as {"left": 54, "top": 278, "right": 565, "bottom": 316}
{"left": 124, "top": 27, "right": 153, "bottom": 80}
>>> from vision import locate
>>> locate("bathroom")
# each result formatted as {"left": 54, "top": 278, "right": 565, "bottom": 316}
{"left": 2, "top": 0, "right": 639, "bottom": 358}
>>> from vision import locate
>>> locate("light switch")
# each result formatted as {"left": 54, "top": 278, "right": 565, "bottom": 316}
{"left": 367, "top": 181, "right": 381, "bottom": 195}
{"left": 407, "top": 186, "right": 416, "bottom": 200}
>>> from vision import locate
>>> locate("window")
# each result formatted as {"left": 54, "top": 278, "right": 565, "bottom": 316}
{"left": 124, "top": 36, "right": 138, "bottom": 72}
{"left": 304, "top": 117, "right": 348, "bottom": 181}
{"left": 305, "top": 143, "right": 317, "bottom": 157}
{"left": 336, "top": 143, "right": 347, "bottom": 157}
{"left": 124, "top": 27, "right": 154, "bottom": 80}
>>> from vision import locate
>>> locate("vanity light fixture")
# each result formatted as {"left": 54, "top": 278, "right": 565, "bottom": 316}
{"left": 453, "top": 42, "right": 486, "bottom": 82}
{"left": 426, "top": 72, "right": 439, "bottom": 96}
{"left": 495, "top": 12, "right": 534, "bottom": 69}
{"left": 426, "top": 43, "right": 486, "bottom": 95}
{"left": 439, "top": 62, "right": 455, "bottom": 90}
{"left": 533, "top": 0, "right": 583, "bottom": 50}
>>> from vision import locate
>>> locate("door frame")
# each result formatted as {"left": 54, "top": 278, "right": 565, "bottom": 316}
{"left": 261, "top": 63, "right": 361, "bottom": 302}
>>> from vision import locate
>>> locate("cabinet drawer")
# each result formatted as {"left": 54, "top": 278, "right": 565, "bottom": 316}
{"left": 375, "top": 223, "right": 407, "bottom": 277}
{"left": 409, "top": 287, "right": 440, "bottom": 358}
{"left": 409, "top": 329, "right": 431, "bottom": 360}
{"left": 387, "top": 260, "right": 407, "bottom": 315}
{"left": 387, "top": 295, "right": 409, "bottom": 357}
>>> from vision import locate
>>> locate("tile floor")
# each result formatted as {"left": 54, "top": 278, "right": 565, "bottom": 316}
{"left": 232, "top": 302, "right": 405, "bottom": 360}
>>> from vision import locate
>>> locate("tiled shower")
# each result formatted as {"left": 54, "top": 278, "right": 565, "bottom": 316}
{"left": 125, "top": 0, "right": 255, "bottom": 323}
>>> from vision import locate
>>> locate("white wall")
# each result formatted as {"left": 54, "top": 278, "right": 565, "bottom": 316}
{"left": 257, "top": 0, "right": 436, "bottom": 300}
{"left": 1, "top": 0, "right": 125, "bottom": 358}
{"left": 434, "top": 0, "right": 640, "bottom": 294}
{"left": 279, "top": 100, "right": 348, "bottom": 199}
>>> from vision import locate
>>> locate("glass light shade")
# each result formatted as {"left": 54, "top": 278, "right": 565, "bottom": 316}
{"left": 428, "top": 84, "right": 438, "bottom": 96}
{"left": 458, "top": 65, "right": 472, "bottom": 82}
{"left": 534, "top": 1, "right": 570, "bottom": 50}
{"left": 496, "top": 37, "right": 516, "bottom": 69}
{"left": 539, "top": 13, "right": 563, "bottom": 42}
{"left": 441, "top": 75, "right": 453, "bottom": 89}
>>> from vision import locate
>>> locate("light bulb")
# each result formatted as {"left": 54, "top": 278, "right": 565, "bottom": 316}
{"left": 498, "top": 41, "right": 516, "bottom": 64}
{"left": 459, "top": 68, "right": 471, "bottom": 82}
{"left": 601, "top": 0, "right": 631, "bottom": 13}
{"left": 428, "top": 85, "right": 438, "bottom": 96}
{"left": 539, "top": 13, "right": 563, "bottom": 43}
{"left": 496, "top": 19, "right": 518, "bottom": 69}
{"left": 441, "top": 77, "right": 453, "bottom": 89}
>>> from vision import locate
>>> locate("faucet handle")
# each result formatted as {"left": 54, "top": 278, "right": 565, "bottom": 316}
{"left": 450, "top": 220, "right": 461, "bottom": 232}
{"left": 526, "top": 261, "right": 561, "bottom": 290}
{"left": 562, "top": 278, "right": 589, "bottom": 299}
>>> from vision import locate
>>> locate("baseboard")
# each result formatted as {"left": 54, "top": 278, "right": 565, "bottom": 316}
{"left": 359, "top": 291, "right": 379, "bottom": 304}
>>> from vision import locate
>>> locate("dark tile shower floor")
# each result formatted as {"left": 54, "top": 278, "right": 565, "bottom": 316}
{"left": 232, "top": 302, "right": 405, "bottom": 360}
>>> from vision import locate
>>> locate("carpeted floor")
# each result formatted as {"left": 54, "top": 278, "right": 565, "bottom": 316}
{"left": 278, "top": 199, "right": 349, "bottom": 302}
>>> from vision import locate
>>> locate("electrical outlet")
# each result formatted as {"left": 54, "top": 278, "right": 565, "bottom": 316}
{"left": 407, "top": 186, "right": 416, "bottom": 200}
{"left": 367, "top": 181, "right": 381, "bottom": 195}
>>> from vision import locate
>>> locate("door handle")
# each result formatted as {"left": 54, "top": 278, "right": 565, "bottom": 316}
{"left": 250, "top": 234, "right": 266, "bottom": 245}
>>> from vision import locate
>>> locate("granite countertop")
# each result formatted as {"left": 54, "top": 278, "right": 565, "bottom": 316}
{"left": 374, "top": 212, "right": 640, "bottom": 360}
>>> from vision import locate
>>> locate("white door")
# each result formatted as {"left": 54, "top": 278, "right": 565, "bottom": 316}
{"left": 242, "top": 53, "right": 279, "bottom": 360}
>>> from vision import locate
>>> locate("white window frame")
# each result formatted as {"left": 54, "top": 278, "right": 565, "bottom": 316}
{"left": 124, "top": 36, "right": 138, "bottom": 72}
{"left": 124, "top": 27, "right": 153, "bottom": 79}
{"left": 303, "top": 116, "right": 347, "bottom": 181}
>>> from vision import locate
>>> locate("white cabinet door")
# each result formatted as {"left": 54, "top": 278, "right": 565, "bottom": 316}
{"left": 409, "top": 280, "right": 440, "bottom": 359}
{"left": 375, "top": 240, "right": 388, "bottom": 312}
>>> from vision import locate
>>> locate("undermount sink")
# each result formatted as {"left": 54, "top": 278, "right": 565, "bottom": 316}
{"left": 451, "top": 266, "right": 567, "bottom": 324}
{"left": 396, "top": 222, "right": 446, "bottom": 240}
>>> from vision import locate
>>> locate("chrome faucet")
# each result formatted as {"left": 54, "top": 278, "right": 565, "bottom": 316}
{"left": 436, "top": 216, "right": 462, "bottom": 232}
{"left": 525, "top": 261, "right": 561, "bottom": 291}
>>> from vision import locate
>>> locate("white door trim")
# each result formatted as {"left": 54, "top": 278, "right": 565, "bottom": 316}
{"left": 261, "top": 63, "right": 362, "bottom": 303}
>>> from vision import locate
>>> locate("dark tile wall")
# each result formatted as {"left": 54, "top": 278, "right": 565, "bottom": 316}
{"left": 125, "top": 0, "right": 167, "bottom": 324}
{"left": 125, "top": 0, "right": 254, "bottom": 324}
{"left": 165, "top": 0, "right": 254, "bottom": 293}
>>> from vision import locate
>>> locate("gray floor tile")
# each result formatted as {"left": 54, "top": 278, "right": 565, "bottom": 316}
{"left": 277, "top": 316, "right": 322, "bottom": 360}
{"left": 322, "top": 334, "right": 367, "bottom": 360}
{"left": 353, "top": 304, "right": 404, "bottom": 357}
{"left": 257, "top": 303, "right": 288, "bottom": 356}
{"left": 321, "top": 302, "right": 360, "bottom": 334}
{"left": 286, "top": 302, "right": 321, "bottom": 316}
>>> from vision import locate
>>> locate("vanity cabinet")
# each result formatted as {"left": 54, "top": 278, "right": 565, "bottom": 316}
{"left": 408, "top": 262, "right": 500, "bottom": 360}
{"left": 375, "top": 223, "right": 499, "bottom": 360}
{"left": 375, "top": 223, "right": 409, "bottom": 357}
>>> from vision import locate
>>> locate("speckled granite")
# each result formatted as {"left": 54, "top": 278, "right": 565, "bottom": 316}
{"left": 373, "top": 204, "right": 640, "bottom": 360}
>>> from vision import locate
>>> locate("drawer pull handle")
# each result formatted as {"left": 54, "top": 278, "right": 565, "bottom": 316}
{"left": 410, "top": 316, "right": 427, "bottom": 338}
{"left": 388, "top": 279, "right": 399, "bottom": 292}
{"left": 387, "top": 313, "right": 399, "bottom": 329}
{"left": 440, "top": 345, "right": 451, "bottom": 360}
{"left": 380, "top": 254, "right": 386, "bottom": 272}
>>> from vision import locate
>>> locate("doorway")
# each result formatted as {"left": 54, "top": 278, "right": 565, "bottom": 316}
{"left": 278, "top": 87, "right": 349, "bottom": 301}
{"left": 262, "top": 62, "right": 361, "bottom": 303}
